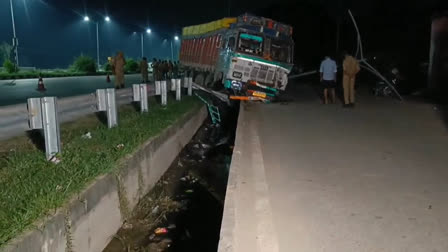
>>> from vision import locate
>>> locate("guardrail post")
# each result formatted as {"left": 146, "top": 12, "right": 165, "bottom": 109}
{"left": 155, "top": 81, "right": 161, "bottom": 95}
{"left": 27, "top": 97, "right": 61, "bottom": 161}
{"left": 132, "top": 84, "right": 148, "bottom": 113}
{"left": 188, "top": 77, "right": 193, "bottom": 96}
{"left": 183, "top": 77, "right": 189, "bottom": 88}
{"left": 176, "top": 79, "right": 181, "bottom": 101}
{"left": 170, "top": 78, "right": 176, "bottom": 91}
{"left": 96, "top": 88, "right": 118, "bottom": 128}
{"left": 161, "top": 80, "right": 167, "bottom": 106}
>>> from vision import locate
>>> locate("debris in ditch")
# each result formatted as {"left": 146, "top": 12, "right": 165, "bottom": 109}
{"left": 201, "top": 143, "right": 212, "bottom": 149}
{"left": 116, "top": 143, "right": 125, "bottom": 149}
{"left": 49, "top": 156, "right": 61, "bottom": 164}
{"left": 81, "top": 132, "right": 92, "bottom": 139}
{"left": 155, "top": 227, "right": 168, "bottom": 235}
{"left": 122, "top": 222, "right": 133, "bottom": 230}
{"left": 185, "top": 229, "right": 192, "bottom": 239}
{"left": 151, "top": 205, "right": 160, "bottom": 215}
{"left": 216, "top": 136, "right": 229, "bottom": 146}
{"left": 103, "top": 103, "right": 238, "bottom": 251}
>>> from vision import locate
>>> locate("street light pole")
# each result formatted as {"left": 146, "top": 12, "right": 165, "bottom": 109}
{"left": 96, "top": 22, "right": 100, "bottom": 70}
{"left": 9, "top": 0, "right": 19, "bottom": 67}
{"left": 170, "top": 40, "right": 174, "bottom": 62}
{"left": 141, "top": 33, "right": 144, "bottom": 58}
{"left": 171, "top": 36, "right": 179, "bottom": 62}
{"left": 85, "top": 16, "right": 109, "bottom": 70}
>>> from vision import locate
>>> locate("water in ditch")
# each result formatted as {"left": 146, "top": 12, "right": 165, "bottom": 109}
{"left": 103, "top": 97, "right": 239, "bottom": 252}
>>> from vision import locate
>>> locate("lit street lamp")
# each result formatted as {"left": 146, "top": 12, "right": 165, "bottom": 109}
{"left": 171, "top": 35, "right": 179, "bottom": 62}
{"left": 9, "top": 0, "right": 19, "bottom": 68}
{"left": 139, "top": 28, "right": 151, "bottom": 58}
{"left": 83, "top": 15, "right": 110, "bottom": 69}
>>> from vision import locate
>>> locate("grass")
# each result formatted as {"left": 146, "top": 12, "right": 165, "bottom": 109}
{"left": 0, "top": 96, "right": 202, "bottom": 246}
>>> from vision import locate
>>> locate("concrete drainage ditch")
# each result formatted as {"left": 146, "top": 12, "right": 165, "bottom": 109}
{"left": 103, "top": 100, "right": 239, "bottom": 252}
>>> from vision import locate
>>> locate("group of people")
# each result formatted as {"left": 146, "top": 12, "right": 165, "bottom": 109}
{"left": 319, "top": 52, "right": 360, "bottom": 107}
{"left": 109, "top": 53, "right": 183, "bottom": 89}
{"left": 151, "top": 59, "right": 181, "bottom": 81}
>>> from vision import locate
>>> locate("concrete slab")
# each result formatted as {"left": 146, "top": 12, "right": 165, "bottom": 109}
{"left": 219, "top": 84, "right": 448, "bottom": 252}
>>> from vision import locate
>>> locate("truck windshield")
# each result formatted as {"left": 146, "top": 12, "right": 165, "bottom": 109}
{"left": 237, "top": 33, "right": 263, "bottom": 56}
{"left": 271, "top": 39, "right": 291, "bottom": 63}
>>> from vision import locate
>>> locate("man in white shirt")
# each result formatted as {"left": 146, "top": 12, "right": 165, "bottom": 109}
{"left": 320, "top": 56, "right": 338, "bottom": 104}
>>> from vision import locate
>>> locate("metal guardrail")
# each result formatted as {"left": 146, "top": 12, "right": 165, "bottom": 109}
{"left": 0, "top": 78, "right": 194, "bottom": 142}
{"left": 0, "top": 88, "right": 137, "bottom": 141}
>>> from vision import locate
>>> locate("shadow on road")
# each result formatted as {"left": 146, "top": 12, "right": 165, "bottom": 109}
{"left": 437, "top": 105, "right": 448, "bottom": 130}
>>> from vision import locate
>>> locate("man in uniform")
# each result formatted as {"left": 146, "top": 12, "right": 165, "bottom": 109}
{"left": 140, "top": 57, "right": 149, "bottom": 83}
{"left": 114, "top": 51, "right": 126, "bottom": 89}
{"left": 342, "top": 52, "right": 360, "bottom": 107}
{"left": 151, "top": 58, "right": 159, "bottom": 81}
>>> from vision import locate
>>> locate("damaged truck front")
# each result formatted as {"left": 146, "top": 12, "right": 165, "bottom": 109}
{"left": 179, "top": 14, "right": 294, "bottom": 102}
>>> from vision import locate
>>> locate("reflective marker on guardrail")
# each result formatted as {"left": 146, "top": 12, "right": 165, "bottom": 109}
{"left": 27, "top": 97, "right": 61, "bottom": 162}
{"left": 188, "top": 77, "right": 193, "bottom": 96}
{"left": 96, "top": 88, "right": 118, "bottom": 128}
{"left": 183, "top": 77, "right": 189, "bottom": 88}
{"left": 171, "top": 78, "right": 176, "bottom": 91}
{"left": 176, "top": 79, "right": 181, "bottom": 101}
{"left": 155, "top": 81, "right": 161, "bottom": 95}
{"left": 161, "top": 80, "right": 167, "bottom": 106}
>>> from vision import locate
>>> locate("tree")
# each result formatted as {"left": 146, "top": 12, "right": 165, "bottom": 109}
{"left": 125, "top": 58, "right": 139, "bottom": 73}
{"left": 70, "top": 55, "right": 97, "bottom": 73}
{"left": 3, "top": 59, "right": 17, "bottom": 73}
{"left": 0, "top": 42, "right": 13, "bottom": 65}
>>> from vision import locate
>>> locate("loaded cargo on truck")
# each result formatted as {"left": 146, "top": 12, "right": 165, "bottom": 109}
{"left": 179, "top": 14, "right": 294, "bottom": 102}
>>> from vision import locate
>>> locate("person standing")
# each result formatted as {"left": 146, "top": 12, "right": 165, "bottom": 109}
{"left": 168, "top": 61, "right": 174, "bottom": 79}
{"left": 151, "top": 58, "right": 159, "bottom": 81}
{"left": 114, "top": 51, "right": 126, "bottom": 89}
{"left": 319, "top": 55, "right": 338, "bottom": 104}
{"left": 140, "top": 57, "right": 149, "bottom": 83}
{"left": 342, "top": 53, "right": 360, "bottom": 107}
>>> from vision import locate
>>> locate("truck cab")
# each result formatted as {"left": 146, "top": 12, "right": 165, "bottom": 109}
{"left": 180, "top": 14, "right": 294, "bottom": 97}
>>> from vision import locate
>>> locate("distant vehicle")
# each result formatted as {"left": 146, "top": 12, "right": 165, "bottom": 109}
{"left": 179, "top": 14, "right": 294, "bottom": 100}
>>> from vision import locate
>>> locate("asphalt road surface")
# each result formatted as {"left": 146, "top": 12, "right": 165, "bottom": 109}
{"left": 220, "top": 82, "right": 448, "bottom": 252}
{"left": 0, "top": 74, "right": 143, "bottom": 106}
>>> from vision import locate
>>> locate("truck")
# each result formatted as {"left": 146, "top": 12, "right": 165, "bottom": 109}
{"left": 179, "top": 14, "right": 294, "bottom": 101}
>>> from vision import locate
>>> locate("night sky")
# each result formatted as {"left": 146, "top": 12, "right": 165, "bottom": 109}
{"left": 0, "top": 0, "right": 447, "bottom": 69}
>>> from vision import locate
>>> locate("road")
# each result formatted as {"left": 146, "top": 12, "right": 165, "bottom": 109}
{"left": 0, "top": 74, "right": 143, "bottom": 106}
{"left": 219, "top": 83, "right": 448, "bottom": 252}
